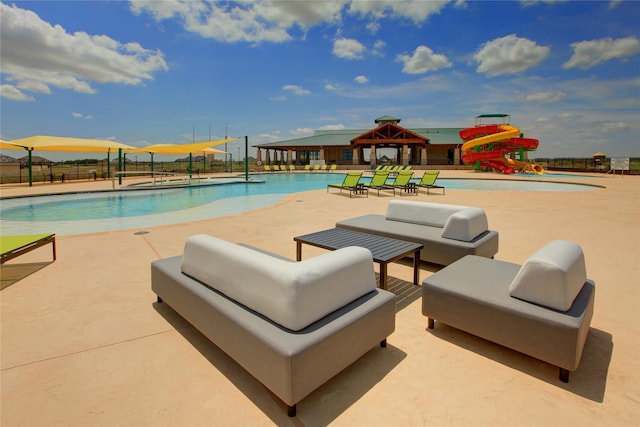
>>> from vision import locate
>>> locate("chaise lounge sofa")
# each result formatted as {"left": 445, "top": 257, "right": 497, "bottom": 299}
{"left": 422, "top": 240, "right": 595, "bottom": 382}
{"left": 336, "top": 200, "right": 499, "bottom": 266}
{"left": 151, "top": 234, "right": 396, "bottom": 417}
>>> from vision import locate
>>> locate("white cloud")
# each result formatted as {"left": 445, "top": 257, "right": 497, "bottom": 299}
{"left": 72, "top": 112, "right": 94, "bottom": 120}
{"left": 563, "top": 36, "right": 640, "bottom": 70}
{"left": 396, "top": 45, "right": 452, "bottom": 74}
{"left": 131, "top": 0, "right": 346, "bottom": 43}
{"left": 354, "top": 75, "right": 369, "bottom": 84}
{"left": 333, "top": 37, "right": 366, "bottom": 59}
{"left": 270, "top": 95, "right": 286, "bottom": 101}
{"left": 521, "top": 91, "right": 567, "bottom": 103}
{"left": 366, "top": 21, "right": 380, "bottom": 34}
{"left": 348, "top": 0, "right": 451, "bottom": 24}
{"left": 324, "top": 83, "right": 337, "bottom": 91}
{"left": 283, "top": 84, "right": 311, "bottom": 95}
{"left": 291, "top": 127, "right": 314, "bottom": 136}
{"left": 0, "top": 3, "right": 168, "bottom": 101}
{"left": 318, "top": 124, "right": 346, "bottom": 131}
{"left": 0, "top": 84, "right": 35, "bottom": 101}
{"left": 372, "top": 40, "right": 386, "bottom": 57}
{"left": 474, "top": 34, "right": 550, "bottom": 77}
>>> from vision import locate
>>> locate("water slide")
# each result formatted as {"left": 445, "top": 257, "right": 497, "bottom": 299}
{"left": 459, "top": 124, "right": 545, "bottom": 174}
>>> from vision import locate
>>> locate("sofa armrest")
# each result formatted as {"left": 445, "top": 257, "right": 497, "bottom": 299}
{"left": 441, "top": 208, "right": 489, "bottom": 242}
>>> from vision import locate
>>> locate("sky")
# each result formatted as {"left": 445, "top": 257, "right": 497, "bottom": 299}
{"left": 1, "top": 0, "right": 639, "bottom": 161}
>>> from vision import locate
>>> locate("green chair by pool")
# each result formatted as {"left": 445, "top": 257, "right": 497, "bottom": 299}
{"left": 385, "top": 170, "right": 417, "bottom": 196}
{"left": 416, "top": 171, "right": 445, "bottom": 195}
{"left": 363, "top": 170, "right": 391, "bottom": 196}
{"left": 1, "top": 233, "right": 56, "bottom": 265}
{"left": 327, "top": 172, "right": 367, "bottom": 198}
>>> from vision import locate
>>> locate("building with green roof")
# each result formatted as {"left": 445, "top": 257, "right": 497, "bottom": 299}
{"left": 253, "top": 116, "right": 464, "bottom": 167}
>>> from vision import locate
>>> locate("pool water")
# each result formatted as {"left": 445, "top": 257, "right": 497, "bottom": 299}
{"left": 0, "top": 173, "right": 600, "bottom": 235}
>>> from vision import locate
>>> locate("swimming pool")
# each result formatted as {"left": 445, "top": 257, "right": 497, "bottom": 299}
{"left": 0, "top": 173, "right": 601, "bottom": 236}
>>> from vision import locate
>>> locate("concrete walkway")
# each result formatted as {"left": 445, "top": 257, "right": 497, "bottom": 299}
{"left": 1, "top": 170, "right": 638, "bottom": 426}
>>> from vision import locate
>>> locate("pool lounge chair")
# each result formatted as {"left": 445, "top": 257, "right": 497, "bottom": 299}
{"left": 288, "top": 165, "right": 296, "bottom": 172}
{"left": 263, "top": 165, "right": 272, "bottom": 172}
{"left": 327, "top": 172, "right": 367, "bottom": 198}
{"left": 384, "top": 170, "right": 417, "bottom": 196}
{"left": 1, "top": 233, "right": 56, "bottom": 265}
{"left": 416, "top": 171, "right": 445, "bottom": 195}
{"left": 363, "top": 170, "right": 391, "bottom": 196}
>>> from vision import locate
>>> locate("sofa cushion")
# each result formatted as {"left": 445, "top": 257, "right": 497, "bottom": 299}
{"left": 180, "top": 234, "right": 377, "bottom": 331}
{"left": 385, "top": 200, "right": 465, "bottom": 228}
{"left": 509, "top": 240, "right": 587, "bottom": 311}
{"left": 441, "top": 208, "right": 489, "bottom": 242}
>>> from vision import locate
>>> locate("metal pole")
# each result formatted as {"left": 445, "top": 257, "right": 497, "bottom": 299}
{"left": 27, "top": 148, "right": 33, "bottom": 186}
{"left": 245, "top": 136, "right": 249, "bottom": 181}
{"left": 118, "top": 148, "right": 123, "bottom": 185}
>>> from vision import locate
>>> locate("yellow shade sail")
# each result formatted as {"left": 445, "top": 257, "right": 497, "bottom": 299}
{"left": 8, "top": 135, "right": 135, "bottom": 153}
{"left": 127, "top": 138, "right": 237, "bottom": 155}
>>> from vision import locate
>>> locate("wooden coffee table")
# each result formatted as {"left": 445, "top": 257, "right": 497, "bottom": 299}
{"left": 294, "top": 228, "right": 423, "bottom": 290}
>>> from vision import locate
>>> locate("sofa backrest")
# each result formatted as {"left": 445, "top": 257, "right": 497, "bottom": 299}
{"left": 509, "top": 240, "right": 588, "bottom": 312}
{"left": 385, "top": 200, "right": 489, "bottom": 242}
{"left": 180, "top": 234, "right": 377, "bottom": 331}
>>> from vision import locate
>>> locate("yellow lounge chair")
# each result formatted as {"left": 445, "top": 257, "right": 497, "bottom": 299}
{"left": 363, "top": 170, "right": 391, "bottom": 196}
{"left": 416, "top": 171, "right": 445, "bottom": 195}
{"left": 385, "top": 170, "right": 417, "bottom": 196}
{"left": 327, "top": 172, "right": 367, "bottom": 198}
{"left": 1, "top": 233, "right": 56, "bottom": 265}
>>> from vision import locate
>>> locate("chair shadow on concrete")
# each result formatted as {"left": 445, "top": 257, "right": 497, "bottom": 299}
{"left": 427, "top": 324, "right": 613, "bottom": 402}
{"left": 153, "top": 298, "right": 407, "bottom": 425}
{"left": 0, "top": 261, "right": 53, "bottom": 290}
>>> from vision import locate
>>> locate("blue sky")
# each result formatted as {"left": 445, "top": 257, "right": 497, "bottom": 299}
{"left": 1, "top": 0, "right": 639, "bottom": 161}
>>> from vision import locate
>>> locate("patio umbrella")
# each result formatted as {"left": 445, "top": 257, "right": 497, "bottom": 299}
{"left": 7, "top": 136, "right": 136, "bottom": 186}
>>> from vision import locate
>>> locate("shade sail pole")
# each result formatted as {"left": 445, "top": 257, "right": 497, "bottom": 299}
{"left": 107, "top": 150, "right": 111, "bottom": 179}
{"left": 245, "top": 136, "right": 249, "bottom": 181}
{"left": 189, "top": 153, "right": 193, "bottom": 179}
{"left": 118, "top": 148, "right": 122, "bottom": 185}
{"left": 27, "top": 148, "right": 33, "bottom": 187}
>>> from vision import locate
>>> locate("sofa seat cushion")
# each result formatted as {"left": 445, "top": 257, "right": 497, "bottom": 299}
{"left": 509, "top": 240, "right": 587, "bottom": 311}
{"left": 180, "top": 234, "right": 377, "bottom": 331}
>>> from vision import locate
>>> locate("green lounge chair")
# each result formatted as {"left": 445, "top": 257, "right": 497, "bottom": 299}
{"left": 327, "top": 172, "right": 367, "bottom": 198}
{"left": 416, "top": 171, "right": 445, "bottom": 195}
{"left": 363, "top": 170, "right": 391, "bottom": 196}
{"left": 385, "top": 170, "right": 417, "bottom": 196}
{"left": 1, "top": 233, "right": 56, "bottom": 265}
{"left": 329, "top": 164, "right": 337, "bottom": 171}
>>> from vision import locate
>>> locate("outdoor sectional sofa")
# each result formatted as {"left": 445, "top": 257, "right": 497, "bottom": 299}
{"left": 422, "top": 240, "right": 595, "bottom": 382}
{"left": 336, "top": 200, "right": 499, "bottom": 266}
{"left": 151, "top": 234, "right": 396, "bottom": 417}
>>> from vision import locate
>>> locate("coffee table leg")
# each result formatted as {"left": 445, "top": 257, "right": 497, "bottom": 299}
{"left": 379, "top": 263, "right": 387, "bottom": 290}
{"left": 413, "top": 249, "right": 420, "bottom": 285}
{"left": 296, "top": 242, "right": 302, "bottom": 261}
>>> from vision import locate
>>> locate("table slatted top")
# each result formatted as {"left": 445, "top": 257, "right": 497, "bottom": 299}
{"left": 294, "top": 228, "right": 422, "bottom": 263}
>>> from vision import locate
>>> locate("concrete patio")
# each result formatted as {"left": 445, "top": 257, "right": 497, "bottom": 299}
{"left": 1, "top": 170, "right": 638, "bottom": 426}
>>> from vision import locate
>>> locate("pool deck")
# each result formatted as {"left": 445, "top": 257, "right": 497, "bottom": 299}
{"left": 1, "top": 170, "right": 638, "bottom": 426}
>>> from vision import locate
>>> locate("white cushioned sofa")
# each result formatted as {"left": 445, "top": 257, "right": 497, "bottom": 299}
{"left": 151, "top": 234, "right": 396, "bottom": 417}
{"left": 422, "top": 240, "right": 595, "bottom": 382}
{"left": 336, "top": 200, "right": 499, "bottom": 266}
